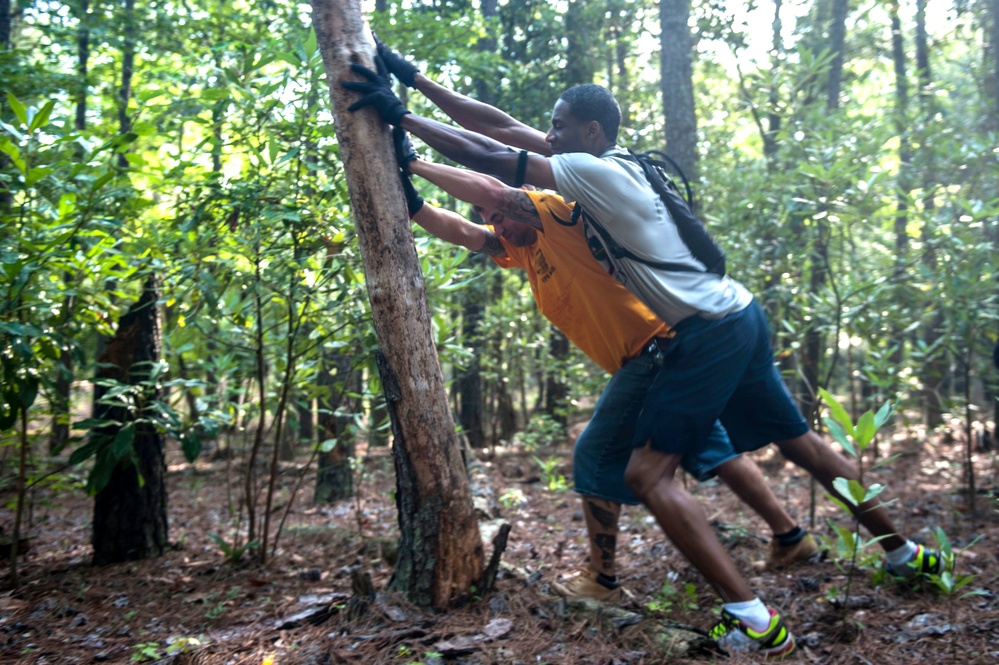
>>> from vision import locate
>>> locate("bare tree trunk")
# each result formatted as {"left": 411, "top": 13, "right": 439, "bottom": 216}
{"left": 315, "top": 351, "right": 357, "bottom": 503}
{"left": 989, "top": 0, "right": 999, "bottom": 130}
{"left": 116, "top": 0, "right": 135, "bottom": 170}
{"left": 826, "top": 0, "right": 849, "bottom": 110}
{"left": 544, "top": 328, "right": 569, "bottom": 428}
{"left": 0, "top": 0, "right": 9, "bottom": 49}
{"left": 659, "top": 0, "right": 698, "bottom": 192}
{"left": 310, "top": 0, "right": 483, "bottom": 608}
{"left": 915, "top": 0, "right": 946, "bottom": 428}
{"left": 889, "top": 1, "right": 911, "bottom": 386}
{"left": 92, "top": 278, "right": 168, "bottom": 565}
{"left": 0, "top": 0, "right": 14, "bottom": 211}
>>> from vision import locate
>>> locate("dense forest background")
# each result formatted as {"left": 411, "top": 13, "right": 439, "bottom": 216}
{"left": 1, "top": 0, "right": 998, "bottom": 659}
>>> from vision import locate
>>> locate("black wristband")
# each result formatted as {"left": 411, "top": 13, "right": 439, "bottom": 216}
{"left": 514, "top": 150, "right": 528, "bottom": 188}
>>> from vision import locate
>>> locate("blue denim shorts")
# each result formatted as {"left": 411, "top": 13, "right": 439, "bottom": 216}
{"left": 634, "top": 299, "right": 809, "bottom": 457}
{"left": 572, "top": 340, "right": 740, "bottom": 505}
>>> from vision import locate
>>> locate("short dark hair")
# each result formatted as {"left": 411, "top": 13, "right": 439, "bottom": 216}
{"left": 558, "top": 84, "right": 621, "bottom": 143}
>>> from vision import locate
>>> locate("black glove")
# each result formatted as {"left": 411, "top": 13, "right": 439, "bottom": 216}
{"left": 375, "top": 34, "right": 419, "bottom": 88}
{"left": 399, "top": 168, "right": 424, "bottom": 218}
{"left": 342, "top": 62, "right": 411, "bottom": 126}
{"left": 393, "top": 126, "right": 418, "bottom": 174}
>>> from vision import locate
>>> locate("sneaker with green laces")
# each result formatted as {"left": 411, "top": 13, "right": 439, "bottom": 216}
{"left": 709, "top": 607, "right": 796, "bottom": 658}
{"left": 885, "top": 544, "right": 949, "bottom": 580}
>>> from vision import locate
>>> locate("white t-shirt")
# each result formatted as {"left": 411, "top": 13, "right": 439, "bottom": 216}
{"left": 549, "top": 146, "right": 752, "bottom": 326}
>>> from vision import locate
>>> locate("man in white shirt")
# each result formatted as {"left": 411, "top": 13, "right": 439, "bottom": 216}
{"left": 343, "top": 50, "right": 947, "bottom": 658}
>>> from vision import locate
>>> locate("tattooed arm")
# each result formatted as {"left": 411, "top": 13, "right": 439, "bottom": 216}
{"left": 410, "top": 159, "right": 543, "bottom": 231}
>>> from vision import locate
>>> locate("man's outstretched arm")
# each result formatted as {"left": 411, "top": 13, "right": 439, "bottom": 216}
{"left": 411, "top": 74, "right": 550, "bottom": 155}
{"left": 410, "top": 200, "right": 505, "bottom": 257}
{"left": 400, "top": 113, "right": 557, "bottom": 191}
{"left": 344, "top": 64, "right": 557, "bottom": 190}
{"left": 376, "top": 38, "right": 550, "bottom": 155}
{"left": 410, "top": 159, "right": 543, "bottom": 232}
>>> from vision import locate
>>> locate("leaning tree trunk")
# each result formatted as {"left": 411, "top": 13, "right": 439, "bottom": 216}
{"left": 92, "top": 278, "right": 168, "bottom": 565}
{"left": 310, "top": 0, "right": 484, "bottom": 608}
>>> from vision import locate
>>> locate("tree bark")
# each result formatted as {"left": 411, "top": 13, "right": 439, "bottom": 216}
{"left": 659, "top": 0, "right": 699, "bottom": 192}
{"left": 0, "top": 0, "right": 10, "bottom": 50}
{"left": 92, "top": 278, "right": 168, "bottom": 565}
{"left": 315, "top": 350, "right": 356, "bottom": 503}
{"left": 544, "top": 328, "right": 569, "bottom": 427}
{"left": 310, "top": 0, "right": 483, "bottom": 608}
{"left": 826, "top": 0, "right": 849, "bottom": 110}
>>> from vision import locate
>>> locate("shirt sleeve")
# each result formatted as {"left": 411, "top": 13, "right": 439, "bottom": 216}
{"left": 550, "top": 153, "right": 659, "bottom": 232}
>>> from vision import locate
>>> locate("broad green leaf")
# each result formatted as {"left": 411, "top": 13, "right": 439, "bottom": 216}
{"left": 832, "top": 477, "right": 861, "bottom": 506}
{"left": 132, "top": 121, "right": 156, "bottom": 137}
{"left": 855, "top": 410, "right": 876, "bottom": 449}
{"left": 201, "top": 87, "right": 230, "bottom": 101}
{"left": 87, "top": 447, "right": 117, "bottom": 494}
{"left": 69, "top": 437, "right": 102, "bottom": 465}
{"left": 17, "top": 374, "right": 38, "bottom": 410}
{"left": 109, "top": 423, "right": 136, "bottom": 461}
{"left": 58, "top": 193, "right": 77, "bottom": 218}
{"left": 822, "top": 416, "right": 853, "bottom": 455}
{"left": 304, "top": 28, "right": 318, "bottom": 59}
{"left": 825, "top": 492, "right": 854, "bottom": 516}
{"left": 0, "top": 119, "right": 24, "bottom": 142}
{"left": 181, "top": 429, "right": 202, "bottom": 462}
{"left": 932, "top": 526, "right": 952, "bottom": 556}
{"left": 873, "top": 400, "right": 894, "bottom": 428}
{"left": 863, "top": 483, "right": 886, "bottom": 503}
{"left": 319, "top": 438, "right": 338, "bottom": 452}
{"left": 73, "top": 417, "right": 122, "bottom": 430}
{"left": 0, "top": 137, "right": 20, "bottom": 161}
{"left": 92, "top": 172, "right": 114, "bottom": 191}
{"left": 28, "top": 100, "right": 55, "bottom": 132}
{"left": 7, "top": 93, "right": 27, "bottom": 124}
{"left": 819, "top": 388, "right": 854, "bottom": 437}
{"left": 25, "top": 166, "right": 54, "bottom": 187}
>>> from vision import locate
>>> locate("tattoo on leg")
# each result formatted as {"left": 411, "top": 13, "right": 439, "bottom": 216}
{"left": 594, "top": 534, "right": 616, "bottom": 570}
{"left": 587, "top": 501, "right": 617, "bottom": 529}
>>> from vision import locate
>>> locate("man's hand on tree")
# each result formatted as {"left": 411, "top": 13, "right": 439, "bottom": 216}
{"left": 374, "top": 35, "right": 419, "bottom": 88}
{"left": 393, "top": 126, "right": 418, "bottom": 174}
{"left": 392, "top": 127, "right": 423, "bottom": 216}
{"left": 343, "top": 63, "right": 411, "bottom": 126}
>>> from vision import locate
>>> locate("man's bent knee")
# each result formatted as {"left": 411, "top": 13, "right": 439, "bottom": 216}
{"left": 624, "top": 444, "right": 681, "bottom": 500}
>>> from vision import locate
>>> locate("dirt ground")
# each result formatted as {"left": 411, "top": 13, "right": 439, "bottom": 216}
{"left": 1, "top": 423, "right": 997, "bottom": 665}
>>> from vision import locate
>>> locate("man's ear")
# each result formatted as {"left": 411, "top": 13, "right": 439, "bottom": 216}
{"left": 586, "top": 120, "right": 602, "bottom": 141}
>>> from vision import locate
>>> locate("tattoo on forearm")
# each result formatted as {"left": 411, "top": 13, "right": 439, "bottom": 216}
{"left": 588, "top": 501, "right": 617, "bottom": 529}
{"left": 499, "top": 189, "right": 542, "bottom": 230}
{"left": 478, "top": 232, "right": 505, "bottom": 256}
{"left": 594, "top": 534, "right": 616, "bottom": 570}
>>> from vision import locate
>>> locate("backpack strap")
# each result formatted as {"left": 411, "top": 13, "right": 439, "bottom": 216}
{"left": 572, "top": 202, "right": 712, "bottom": 274}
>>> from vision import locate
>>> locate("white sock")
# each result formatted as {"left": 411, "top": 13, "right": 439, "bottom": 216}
{"left": 885, "top": 540, "right": 919, "bottom": 572}
{"left": 723, "top": 598, "right": 771, "bottom": 633}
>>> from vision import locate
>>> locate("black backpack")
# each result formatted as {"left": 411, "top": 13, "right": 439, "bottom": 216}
{"left": 570, "top": 149, "right": 727, "bottom": 277}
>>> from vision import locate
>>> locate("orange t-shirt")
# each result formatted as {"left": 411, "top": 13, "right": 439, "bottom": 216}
{"left": 491, "top": 190, "right": 670, "bottom": 374}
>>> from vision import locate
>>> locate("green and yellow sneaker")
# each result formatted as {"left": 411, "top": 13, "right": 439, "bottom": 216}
{"left": 886, "top": 544, "right": 950, "bottom": 580}
{"left": 709, "top": 607, "right": 796, "bottom": 658}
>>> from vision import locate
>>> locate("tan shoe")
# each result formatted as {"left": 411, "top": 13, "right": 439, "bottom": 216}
{"left": 550, "top": 567, "right": 632, "bottom": 603}
{"left": 755, "top": 534, "right": 821, "bottom": 571}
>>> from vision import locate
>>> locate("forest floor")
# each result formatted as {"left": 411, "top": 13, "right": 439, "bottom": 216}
{"left": 1, "top": 420, "right": 998, "bottom": 665}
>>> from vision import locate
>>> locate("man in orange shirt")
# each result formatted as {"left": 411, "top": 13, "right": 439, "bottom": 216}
{"left": 392, "top": 129, "right": 817, "bottom": 603}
